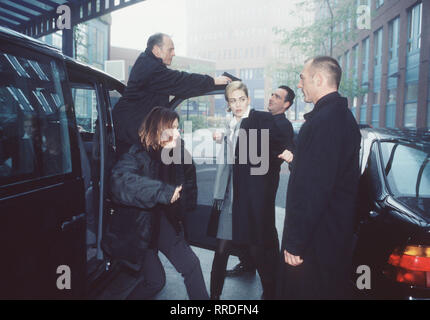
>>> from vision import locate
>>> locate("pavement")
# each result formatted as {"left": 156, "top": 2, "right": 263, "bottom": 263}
{"left": 155, "top": 206, "right": 286, "bottom": 300}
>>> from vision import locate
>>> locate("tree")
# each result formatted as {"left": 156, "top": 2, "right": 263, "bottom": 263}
{"left": 274, "top": 0, "right": 358, "bottom": 57}
{"left": 271, "top": 0, "right": 367, "bottom": 101}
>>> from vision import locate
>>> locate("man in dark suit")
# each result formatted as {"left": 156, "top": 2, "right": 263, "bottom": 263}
{"left": 226, "top": 85, "right": 296, "bottom": 277}
{"left": 277, "top": 56, "right": 361, "bottom": 299}
{"left": 113, "top": 32, "right": 231, "bottom": 155}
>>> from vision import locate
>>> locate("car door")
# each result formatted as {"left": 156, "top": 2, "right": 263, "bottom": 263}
{"left": 66, "top": 64, "right": 125, "bottom": 297}
{"left": 169, "top": 89, "right": 226, "bottom": 251}
{"left": 0, "top": 42, "right": 86, "bottom": 299}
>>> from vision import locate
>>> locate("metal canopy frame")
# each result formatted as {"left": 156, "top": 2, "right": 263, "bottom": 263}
{"left": 0, "top": 0, "right": 145, "bottom": 55}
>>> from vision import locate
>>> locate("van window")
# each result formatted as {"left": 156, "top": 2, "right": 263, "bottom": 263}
{"left": 0, "top": 50, "right": 72, "bottom": 186}
{"left": 72, "top": 87, "right": 98, "bottom": 133}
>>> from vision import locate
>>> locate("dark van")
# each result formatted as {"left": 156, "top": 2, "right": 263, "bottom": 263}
{"left": 0, "top": 26, "right": 124, "bottom": 299}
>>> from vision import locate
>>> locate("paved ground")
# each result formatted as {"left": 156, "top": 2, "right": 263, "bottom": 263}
{"left": 155, "top": 206, "right": 286, "bottom": 300}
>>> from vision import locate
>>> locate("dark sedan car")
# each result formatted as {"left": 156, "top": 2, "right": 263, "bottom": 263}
{"left": 353, "top": 128, "right": 430, "bottom": 299}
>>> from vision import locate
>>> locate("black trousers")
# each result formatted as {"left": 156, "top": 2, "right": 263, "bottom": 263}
{"left": 102, "top": 214, "right": 209, "bottom": 300}
{"left": 210, "top": 237, "right": 279, "bottom": 299}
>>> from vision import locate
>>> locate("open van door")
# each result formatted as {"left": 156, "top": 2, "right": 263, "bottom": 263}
{"left": 65, "top": 60, "right": 125, "bottom": 298}
{"left": 168, "top": 88, "right": 227, "bottom": 251}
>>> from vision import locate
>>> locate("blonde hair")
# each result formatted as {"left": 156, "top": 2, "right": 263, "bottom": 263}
{"left": 224, "top": 81, "right": 249, "bottom": 101}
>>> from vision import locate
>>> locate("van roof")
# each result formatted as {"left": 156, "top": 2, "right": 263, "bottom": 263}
{"left": 0, "top": 26, "right": 124, "bottom": 89}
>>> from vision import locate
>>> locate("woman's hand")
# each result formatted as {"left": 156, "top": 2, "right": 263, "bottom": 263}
{"left": 212, "top": 131, "right": 224, "bottom": 144}
{"left": 170, "top": 185, "right": 183, "bottom": 203}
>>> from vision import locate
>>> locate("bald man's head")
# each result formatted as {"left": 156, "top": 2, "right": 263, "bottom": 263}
{"left": 307, "top": 56, "right": 342, "bottom": 89}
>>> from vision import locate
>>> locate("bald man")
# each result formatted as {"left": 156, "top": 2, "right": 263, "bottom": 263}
{"left": 113, "top": 33, "right": 231, "bottom": 155}
{"left": 277, "top": 56, "right": 361, "bottom": 299}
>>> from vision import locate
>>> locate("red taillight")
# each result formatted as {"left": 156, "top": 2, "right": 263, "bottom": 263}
{"left": 387, "top": 245, "right": 430, "bottom": 288}
{"left": 398, "top": 255, "right": 430, "bottom": 272}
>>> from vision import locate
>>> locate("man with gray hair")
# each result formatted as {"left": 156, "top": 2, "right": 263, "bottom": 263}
{"left": 113, "top": 33, "right": 231, "bottom": 155}
{"left": 277, "top": 56, "right": 361, "bottom": 299}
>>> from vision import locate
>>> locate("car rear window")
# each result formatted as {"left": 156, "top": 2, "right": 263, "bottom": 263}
{"left": 380, "top": 141, "right": 430, "bottom": 198}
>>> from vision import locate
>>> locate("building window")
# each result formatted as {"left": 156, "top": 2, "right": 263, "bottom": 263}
{"left": 371, "top": 105, "right": 379, "bottom": 128}
{"left": 360, "top": 92, "right": 368, "bottom": 124}
{"left": 360, "top": 104, "right": 367, "bottom": 124}
{"left": 387, "top": 88, "right": 397, "bottom": 104}
{"left": 373, "top": 91, "right": 380, "bottom": 105}
{"left": 374, "top": 28, "right": 383, "bottom": 66}
{"left": 404, "top": 82, "right": 419, "bottom": 127}
{"left": 386, "top": 87, "right": 397, "bottom": 128}
{"left": 407, "top": 3, "right": 422, "bottom": 53}
{"left": 254, "top": 89, "right": 265, "bottom": 99}
{"left": 372, "top": 91, "right": 380, "bottom": 128}
{"left": 362, "top": 37, "right": 369, "bottom": 84}
{"left": 345, "top": 50, "right": 350, "bottom": 78}
{"left": 386, "top": 104, "right": 396, "bottom": 128}
{"left": 254, "top": 68, "right": 264, "bottom": 80}
{"left": 375, "top": 0, "right": 384, "bottom": 9}
{"left": 388, "top": 17, "right": 400, "bottom": 61}
{"left": 352, "top": 45, "right": 358, "bottom": 78}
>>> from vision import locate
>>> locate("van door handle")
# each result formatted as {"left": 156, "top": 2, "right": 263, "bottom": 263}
{"left": 61, "top": 213, "right": 86, "bottom": 231}
{"left": 369, "top": 210, "right": 379, "bottom": 218}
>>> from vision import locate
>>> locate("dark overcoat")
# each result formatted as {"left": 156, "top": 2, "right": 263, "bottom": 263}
{"left": 231, "top": 109, "right": 287, "bottom": 246}
{"left": 112, "top": 48, "right": 215, "bottom": 150}
{"left": 278, "top": 92, "right": 361, "bottom": 299}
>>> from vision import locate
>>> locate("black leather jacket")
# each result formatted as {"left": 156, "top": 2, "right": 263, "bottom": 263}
{"left": 102, "top": 143, "right": 197, "bottom": 269}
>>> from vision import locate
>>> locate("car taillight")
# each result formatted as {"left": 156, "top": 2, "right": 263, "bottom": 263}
{"left": 387, "top": 245, "right": 430, "bottom": 288}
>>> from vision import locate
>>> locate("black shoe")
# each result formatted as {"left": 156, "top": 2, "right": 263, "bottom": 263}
{"left": 225, "top": 262, "right": 256, "bottom": 277}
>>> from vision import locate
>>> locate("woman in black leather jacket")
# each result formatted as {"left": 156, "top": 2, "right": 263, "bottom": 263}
{"left": 103, "top": 107, "right": 208, "bottom": 300}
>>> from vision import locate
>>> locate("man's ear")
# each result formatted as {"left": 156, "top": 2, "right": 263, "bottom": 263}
{"left": 152, "top": 45, "right": 161, "bottom": 58}
{"left": 314, "top": 72, "right": 323, "bottom": 87}
{"left": 284, "top": 101, "right": 291, "bottom": 111}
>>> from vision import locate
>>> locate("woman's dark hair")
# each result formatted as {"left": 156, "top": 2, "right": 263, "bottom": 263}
{"left": 138, "top": 107, "right": 179, "bottom": 150}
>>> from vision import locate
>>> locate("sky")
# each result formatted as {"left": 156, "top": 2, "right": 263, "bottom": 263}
{"left": 110, "top": 0, "right": 188, "bottom": 55}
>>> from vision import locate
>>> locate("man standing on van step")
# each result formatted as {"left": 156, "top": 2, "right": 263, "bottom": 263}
{"left": 113, "top": 32, "right": 231, "bottom": 155}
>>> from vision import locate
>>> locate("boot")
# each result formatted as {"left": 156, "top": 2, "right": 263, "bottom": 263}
{"left": 210, "top": 268, "right": 225, "bottom": 300}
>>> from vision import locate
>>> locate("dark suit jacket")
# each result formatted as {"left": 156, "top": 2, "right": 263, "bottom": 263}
{"left": 231, "top": 109, "right": 287, "bottom": 246}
